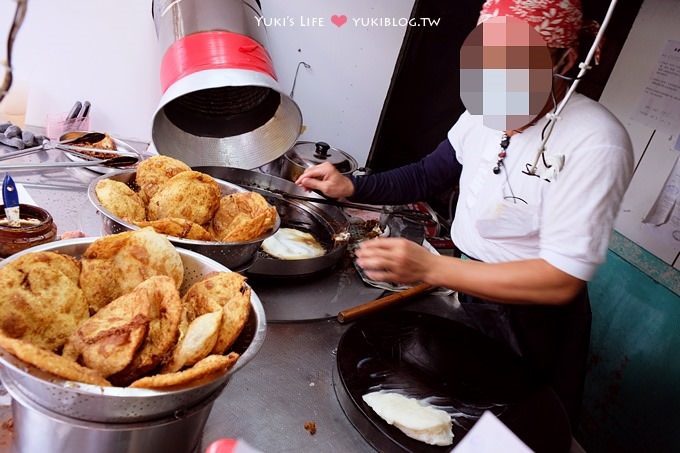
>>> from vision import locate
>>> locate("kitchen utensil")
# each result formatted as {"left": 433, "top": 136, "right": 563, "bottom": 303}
{"left": 0, "top": 131, "right": 107, "bottom": 162}
{"left": 66, "top": 101, "right": 82, "bottom": 120}
{"left": 3, "top": 372, "right": 221, "bottom": 453}
{"left": 193, "top": 166, "right": 350, "bottom": 277}
{"left": 2, "top": 172, "right": 20, "bottom": 226}
{"left": 56, "top": 144, "right": 137, "bottom": 157}
{"left": 89, "top": 169, "right": 280, "bottom": 271}
{"left": 337, "top": 283, "right": 434, "bottom": 323}
{"left": 59, "top": 132, "right": 145, "bottom": 174}
{"left": 334, "top": 311, "right": 572, "bottom": 453}
{"left": 58, "top": 131, "right": 106, "bottom": 144}
{"left": 264, "top": 189, "right": 437, "bottom": 226}
{"left": 0, "top": 155, "right": 138, "bottom": 171}
{"left": 9, "top": 181, "right": 88, "bottom": 191}
{"left": 79, "top": 100, "right": 91, "bottom": 118}
{"left": 0, "top": 237, "right": 267, "bottom": 423}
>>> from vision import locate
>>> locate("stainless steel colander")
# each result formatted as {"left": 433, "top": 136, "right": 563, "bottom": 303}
{"left": 0, "top": 238, "right": 267, "bottom": 423}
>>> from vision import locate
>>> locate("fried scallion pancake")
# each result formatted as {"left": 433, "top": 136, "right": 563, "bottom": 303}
{"left": 128, "top": 352, "right": 239, "bottom": 389}
{"left": 211, "top": 192, "right": 277, "bottom": 242}
{"left": 182, "top": 272, "right": 251, "bottom": 355}
{"left": 162, "top": 310, "right": 223, "bottom": 373}
{"left": 95, "top": 178, "right": 146, "bottom": 223}
{"left": 79, "top": 228, "right": 184, "bottom": 313}
{"left": 135, "top": 155, "right": 191, "bottom": 204}
{"left": 134, "top": 218, "right": 213, "bottom": 241}
{"left": 62, "top": 288, "right": 156, "bottom": 377}
{"left": 147, "top": 171, "right": 221, "bottom": 225}
{"left": 0, "top": 252, "right": 89, "bottom": 352}
{"left": 108, "top": 276, "right": 184, "bottom": 386}
{"left": 0, "top": 331, "right": 111, "bottom": 387}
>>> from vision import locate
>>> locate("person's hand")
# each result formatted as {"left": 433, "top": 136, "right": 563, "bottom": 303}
{"left": 354, "top": 237, "right": 437, "bottom": 285}
{"left": 60, "top": 230, "right": 86, "bottom": 240}
{"left": 295, "top": 162, "right": 354, "bottom": 199}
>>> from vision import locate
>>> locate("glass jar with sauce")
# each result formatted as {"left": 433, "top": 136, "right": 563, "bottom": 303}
{"left": 0, "top": 204, "right": 57, "bottom": 258}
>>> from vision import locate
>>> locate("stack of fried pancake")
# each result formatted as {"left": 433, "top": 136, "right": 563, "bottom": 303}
{"left": 0, "top": 228, "right": 251, "bottom": 388}
{"left": 95, "top": 155, "right": 277, "bottom": 242}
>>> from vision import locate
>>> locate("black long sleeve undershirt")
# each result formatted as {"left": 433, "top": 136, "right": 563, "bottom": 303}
{"left": 348, "top": 139, "right": 462, "bottom": 205}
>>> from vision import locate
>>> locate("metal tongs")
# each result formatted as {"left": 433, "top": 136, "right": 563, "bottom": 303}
{"left": 0, "top": 155, "right": 138, "bottom": 171}
{"left": 265, "top": 189, "right": 438, "bottom": 226}
{"left": 0, "top": 132, "right": 108, "bottom": 162}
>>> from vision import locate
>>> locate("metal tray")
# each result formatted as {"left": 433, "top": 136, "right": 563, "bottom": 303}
{"left": 64, "top": 136, "right": 141, "bottom": 174}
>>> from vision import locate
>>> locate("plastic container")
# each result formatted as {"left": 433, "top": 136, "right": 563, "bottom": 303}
{"left": 45, "top": 112, "right": 90, "bottom": 140}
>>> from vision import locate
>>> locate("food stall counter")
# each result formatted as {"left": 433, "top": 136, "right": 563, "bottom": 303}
{"left": 0, "top": 140, "right": 580, "bottom": 452}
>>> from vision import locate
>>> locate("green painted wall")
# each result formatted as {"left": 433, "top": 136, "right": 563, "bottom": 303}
{"left": 579, "top": 234, "right": 680, "bottom": 452}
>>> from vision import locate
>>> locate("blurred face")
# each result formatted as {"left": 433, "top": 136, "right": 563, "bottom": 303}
{"left": 460, "top": 16, "right": 553, "bottom": 131}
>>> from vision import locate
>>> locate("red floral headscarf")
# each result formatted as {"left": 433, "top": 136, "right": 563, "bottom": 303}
{"left": 478, "top": 0, "right": 585, "bottom": 49}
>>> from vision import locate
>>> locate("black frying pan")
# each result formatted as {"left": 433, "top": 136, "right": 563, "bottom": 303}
{"left": 334, "top": 311, "right": 572, "bottom": 453}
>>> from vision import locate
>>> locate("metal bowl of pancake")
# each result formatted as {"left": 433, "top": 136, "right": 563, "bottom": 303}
{"left": 88, "top": 169, "right": 280, "bottom": 272}
{"left": 0, "top": 237, "right": 267, "bottom": 423}
{"left": 193, "top": 166, "right": 350, "bottom": 278}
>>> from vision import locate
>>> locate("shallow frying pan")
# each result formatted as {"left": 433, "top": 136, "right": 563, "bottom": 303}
{"left": 334, "top": 311, "right": 572, "bottom": 453}
{"left": 194, "top": 166, "right": 349, "bottom": 277}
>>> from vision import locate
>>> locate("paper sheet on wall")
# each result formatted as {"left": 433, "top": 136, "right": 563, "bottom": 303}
{"left": 643, "top": 154, "right": 680, "bottom": 235}
{"left": 630, "top": 39, "right": 680, "bottom": 133}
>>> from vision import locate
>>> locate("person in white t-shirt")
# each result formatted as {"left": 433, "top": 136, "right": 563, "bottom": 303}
{"left": 296, "top": 0, "right": 633, "bottom": 427}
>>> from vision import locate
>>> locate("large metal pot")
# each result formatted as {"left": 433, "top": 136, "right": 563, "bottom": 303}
{"left": 194, "top": 166, "right": 350, "bottom": 277}
{"left": 0, "top": 238, "right": 267, "bottom": 423}
{"left": 260, "top": 141, "right": 359, "bottom": 182}
{"left": 3, "top": 371, "right": 222, "bottom": 453}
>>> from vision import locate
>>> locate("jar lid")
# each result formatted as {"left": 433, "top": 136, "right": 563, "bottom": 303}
{"left": 286, "top": 141, "right": 358, "bottom": 173}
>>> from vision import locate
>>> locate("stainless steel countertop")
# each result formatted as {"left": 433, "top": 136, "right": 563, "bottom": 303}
{"left": 201, "top": 295, "right": 464, "bottom": 453}
{"left": 0, "top": 141, "right": 580, "bottom": 452}
{"left": 0, "top": 141, "right": 464, "bottom": 452}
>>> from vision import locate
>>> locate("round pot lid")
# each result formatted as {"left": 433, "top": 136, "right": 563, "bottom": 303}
{"left": 286, "top": 141, "right": 358, "bottom": 174}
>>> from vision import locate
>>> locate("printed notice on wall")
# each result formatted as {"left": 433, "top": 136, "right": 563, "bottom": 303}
{"left": 631, "top": 39, "right": 680, "bottom": 133}
{"left": 643, "top": 154, "right": 680, "bottom": 244}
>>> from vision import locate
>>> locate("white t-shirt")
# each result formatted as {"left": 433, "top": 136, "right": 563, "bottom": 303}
{"left": 447, "top": 93, "right": 634, "bottom": 281}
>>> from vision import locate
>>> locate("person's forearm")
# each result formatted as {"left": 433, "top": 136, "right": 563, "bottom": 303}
{"left": 424, "top": 255, "right": 585, "bottom": 305}
{"left": 349, "top": 139, "right": 461, "bottom": 205}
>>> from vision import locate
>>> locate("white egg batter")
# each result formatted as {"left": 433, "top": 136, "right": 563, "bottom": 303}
{"left": 362, "top": 391, "right": 454, "bottom": 446}
{"left": 261, "top": 227, "right": 325, "bottom": 260}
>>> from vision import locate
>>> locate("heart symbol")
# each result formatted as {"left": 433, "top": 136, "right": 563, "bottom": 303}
{"left": 331, "top": 14, "right": 347, "bottom": 27}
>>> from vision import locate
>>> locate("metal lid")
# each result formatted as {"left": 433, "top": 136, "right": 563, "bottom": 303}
{"left": 286, "top": 141, "right": 358, "bottom": 174}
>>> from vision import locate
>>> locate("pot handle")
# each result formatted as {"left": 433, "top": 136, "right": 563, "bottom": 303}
{"left": 313, "top": 142, "right": 331, "bottom": 159}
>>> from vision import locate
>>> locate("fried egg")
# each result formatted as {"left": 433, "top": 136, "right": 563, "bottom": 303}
{"left": 261, "top": 228, "right": 325, "bottom": 260}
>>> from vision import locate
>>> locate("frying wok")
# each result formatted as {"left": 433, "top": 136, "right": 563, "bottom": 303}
{"left": 193, "top": 166, "right": 350, "bottom": 277}
{"left": 334, "top": 311, "right": 572, "bottom": 453}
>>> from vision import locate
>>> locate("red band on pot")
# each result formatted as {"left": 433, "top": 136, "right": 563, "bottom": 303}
{"left": 160, "top": 31, "right": 276, "bottom": 93}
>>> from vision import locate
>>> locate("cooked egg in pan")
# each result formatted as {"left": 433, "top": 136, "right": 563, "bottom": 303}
{"left": 261, "top": 228, "right": 325, "bottom": 260}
